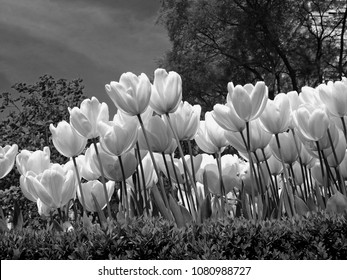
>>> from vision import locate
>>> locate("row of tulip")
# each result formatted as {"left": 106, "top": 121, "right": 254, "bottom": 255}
{"left": 1, "top": 69, "right": 347, "bottom": 228}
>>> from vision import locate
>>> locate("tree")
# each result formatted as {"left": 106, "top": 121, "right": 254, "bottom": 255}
{"left": 158, "top": 0, "right": 347, "bottom": 110}
{"left": 0, "top": 75, "right": 86, "bottom": 157}
{"left": 0, "top": 75, "right": 87, "bottom": 223}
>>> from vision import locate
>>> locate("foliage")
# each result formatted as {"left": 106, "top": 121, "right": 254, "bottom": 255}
{"left": 158, "top": 0, "right": 347, "bottom": 110}
{"left": 0, "top": 75, "right": 87, "bottom": 221}
{"left": 0, "top": 212, "right": 346, "bottom": 259}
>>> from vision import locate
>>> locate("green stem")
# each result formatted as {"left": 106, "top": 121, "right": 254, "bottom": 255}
{"left": 341, "top": 116, "right": 347, "bottom": 141}
{"left": 72, "top": 156, "right": 87, "bottom": 216}
{"left": 137, "top": 115, "right": 169, "bottom": 208}
{"left": 135, "top": 142, "right": 150, "bottom": 216}
{"left": 274, "top": 133, "right": 295, "bottom": 217}
{"left": 165, "top": 113, "right": 198, "bottom": 210}
{"left": 118, "top": 155, "right": 130, "bottom": 219}
{"left": 215, "top": 149, "right": 225, "bottom": 217}
{"left": 93, "top": 139, "right": 112, "bottom": 219}
{"left": 187, "top": 140, "right": 197, "bottom": 185}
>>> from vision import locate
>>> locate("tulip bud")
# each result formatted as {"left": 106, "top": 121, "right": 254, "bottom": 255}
{"left": 269, "top": 132, "right": 300, "bottom": 165}
{"left": 228, "top": 81, "right": 268, "bottom": 122}
{"left": 318, "top": 80, "right": 347, "bottom": 118}
{"left": 98, "top": 116, "right": 138, "bottom": 156}
{"left": 195, "top": 112, "right": 228, "bottom": 154}
{"left": 166, "top": 101, "right": 201, "bottom": 141}
{"left": 77, "top": 180, "right": 115, "bottom": 212}
{"left": 0, "top": 144, "right": 18, "bottom": 179}
{"left": 50, "top": 121, "right": 87, "bottom": 158}
{"left": 69, "top": 97, "right": 109, "bottom": 139}
{"left": 16, "top": 147, "right": 51, "bottom": 176}
{"left": 150, "top": 68, "right": 182, "bottom": 115}
{"left": 27, "top": 164, "right": 76, "bottom": 209}
{"left": 106, "top": 72, "right": 152, "bottom": 116}
{"left": 260, "top": 93, "right": 291, "bottom": 134}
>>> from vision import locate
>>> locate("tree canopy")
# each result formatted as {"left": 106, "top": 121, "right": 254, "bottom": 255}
{"left": 158, "top": 0, "right": 347, "bottom": 110}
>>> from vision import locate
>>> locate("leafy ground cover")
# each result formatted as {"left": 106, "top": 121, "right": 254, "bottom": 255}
{"left": 1, "top": 212, "right": 346, "bottom": 260}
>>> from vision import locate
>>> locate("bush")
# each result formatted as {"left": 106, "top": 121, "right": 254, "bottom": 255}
{"left": 1, "top": 212, "right": 346, "bottom": 260}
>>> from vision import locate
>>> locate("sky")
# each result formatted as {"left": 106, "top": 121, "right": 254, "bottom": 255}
{"left": 0, "top": 0, "right": 171, "bottom": 116}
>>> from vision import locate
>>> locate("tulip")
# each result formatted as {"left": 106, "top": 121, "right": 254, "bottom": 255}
{"left": 105, "top": 72, "right": 152, "bottom": 116}
{"left": 16, "top": 146, "right": 51, "bottom": 176}
{"left": 0, "top": 144, "right": 18, "bottom": 179}
{"left": 228, "top": 81, "right": 268, "bottom": 122}
{"left": 150, "top": 68, "right": 182, "bottom": 115}
{"left": 76, "top": 150, "right": 101, "bottom": 181}
{"left": 97, "top": 149, "right": 138, "bottom": 182}
{"left": 293, "top": 104, "right": 330, "bottom": 142}
{"left": 212, "top": 103, "right": 246, "bottom": 132}
{"left": 49, "top": 121, "right": 87, "bottom": 158}
{"left": 225, "top": 119, "right": 271, "bottom": 153}
{"left": 318, "top": 80, "right": 347, "bottom": 118}
{"left": 311, "top": 161, "right": 325, "bottom": 186}
{"left": 299, "top": 86, "right": 323, "bottom": 107}
{"left": 37, "top": 198, "right": 52, "bottom": 217}
{"left": 260, "top": 93, "right": 291, "bottom": 134}
{"left": 77, "top": 180, "right": 115, "bottom": 212}
{"left": 203, "top": 163, "right": 239, "bottom": 195}
{"left": 267, "top": 155, "right": 283, "bottom": 176}
{"left": 155, "top": 153, "right": 185, "bottom": 184}
{"left": 98, "top": 116, "right": 138, "bottom": 156}
{"left": 69, "top": 97, "right": 109, "bottom": 139}
{"left": 326, "top": 129, "right": 346, "bottom": 167}
{"left": 27, "top": 164, "right": 76, "bottom": 209}
{"left": 195, "top": 112, "right": 228, "bottom": 154}
{"left": 128, "top": 152, "right": 158, "bottom": 189}
{"left": 165, "top": 101, "right": 201, "bottom": 141}
{"left": 269, "top": 132, "right": 300, "bottom": 165}
{"left": 339, "top": 149, "right": 347, "bottom": 179}
{"left": 138, "top": 115, "right": 175, "bottom": 153}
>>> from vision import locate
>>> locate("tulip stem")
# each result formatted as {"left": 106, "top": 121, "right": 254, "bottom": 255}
{"left": 118, "top": 155, "right": 130, "bottom": 219}
{"left": 240, "top": 126, "right": 257, "bottom": 220}
{"left": 137, "top": 115, "right": 169, "bottom": 208}
{"left": 215, "top": 149, "right": 225, "bottom": 217}
{"left": 274, "top": 133, "right": 295, "bottom": 217}
{"left": 135, "top": 142, "right": 150, "bottom": 216}
{"left": 72, "top": 156, "right": 87, "bottom": 216}
{"left": 262, "top": 148, "right": 279, "bottom": 203}
{"left": 341, "top": 117, "right": 347, "bottom": 141}
{"left": 290, "top": 128, "right": 307, "bottom": 199}
{"left": 187, "top": 140, "right": 197, "bottom": 186}
{"left": 169, "top": 153, "right": 189, "bottom": 210}
{"left": 327, "top": 128, "right": 344, "bottom": 194}
{"left": 165, "top": 113, "right": 198, "bottom": 209}
{"left": 161, "top": 153, "right": 173, "bottom": 192}
{"left": 93, "top": 139, "right": 112, "bottom": 220}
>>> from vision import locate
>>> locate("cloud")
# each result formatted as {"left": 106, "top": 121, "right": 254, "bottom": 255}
{"left": 0, "top": 0, "right": 170, "bottom": 116}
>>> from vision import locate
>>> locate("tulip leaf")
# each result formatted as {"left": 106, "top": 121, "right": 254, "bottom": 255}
{"left": 257, "top": 193, "right": 263, "bottom": 220}
{"left": 52, "top": 219, "right": 64, "bottom": 232}
{"left": 306, "top": 196, "right": 317, "bottom": 212}
{"left": 169, "top": 194, "right": 186, "bottom": 227}
{"left": 82, "top": 212, "right": 93, "bottom": 229}
{"left": 0, "top": 218, "right": 9, "bottom": 233}
{"left": 197, "top": 194, "right": 212, "bottom": 224}
{"left": 0, "top": 207, "right": 5, "bottom": 220}
{"left": 294, "top": 195, "right": 309, "bottom": 216}
{"left": 282, "top": 186, "right": 293, "bottom": 218}
{"left": 13, "top": 201, "right": 23, "bottom": 231}
{"left": 326, "top": 191, "right": 347, "bottom": 215}
{"left": 91, "top": 193, "right": 107, "bottom": 229}
{"left": 314, "top": 185, "right": 326, "bottom": 210}
{"left": 151, "top": 185, "right": 172, "bottom": 221}
{"left": 179, "top": 204, "right": 193, "bottom": 224}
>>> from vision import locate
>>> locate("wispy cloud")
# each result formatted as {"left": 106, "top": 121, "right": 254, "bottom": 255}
{"left": 0, "top": 0, "right": 170, "bottom": 112}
